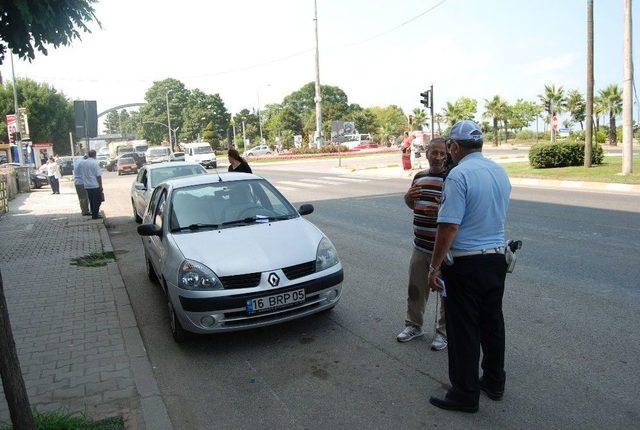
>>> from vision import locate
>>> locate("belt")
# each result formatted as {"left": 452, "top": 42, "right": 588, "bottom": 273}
{"left": 450, "top": 246, "right": 505, "bottom": 258}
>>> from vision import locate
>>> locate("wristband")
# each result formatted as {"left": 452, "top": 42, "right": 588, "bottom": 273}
{"left": 429, "top": 265, "right": 440, "bottom": 274}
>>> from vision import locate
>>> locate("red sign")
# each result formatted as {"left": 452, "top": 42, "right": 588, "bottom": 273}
{"left": 5, "top": 114, "right": 17, "bottom": 143}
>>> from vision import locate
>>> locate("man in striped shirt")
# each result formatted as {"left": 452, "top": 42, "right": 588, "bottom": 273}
{"left": 397, "top": 138, "right": 448, "bottom": 350}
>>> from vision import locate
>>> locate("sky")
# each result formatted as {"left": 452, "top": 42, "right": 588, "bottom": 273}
{"left": 1, "top": 0, "right": 639, "bottom": 132}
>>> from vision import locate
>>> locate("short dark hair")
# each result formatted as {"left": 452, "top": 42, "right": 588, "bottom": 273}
{"left": 88, "top": 150, "right": 96, "bottom": 158}
{"left": 426, "top": 137, "right": 447, "bottom": 152}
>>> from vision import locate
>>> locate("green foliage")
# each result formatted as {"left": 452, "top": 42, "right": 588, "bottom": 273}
{"left": 529, "top": 142, "right": 603, "bottom": 168}
{"left": 0, "top": 0, "right": 100, "bottom": 64}
{"left": 233, "top": 109, "right": 260, "bottom": 143}
{"left": 566, "top": 90, "right": 586, "bottom": 128}
{"left": 538, "top": 83, "right": 566, "bottom": 115}
{"left": 515, "top": 130, "right": 546, "bottom": 140}
{"left": 140, "top": 79, "right": 190, "bottom": 144}
{"left": 442, "top": 97, "right": 477, "bottom": 126}
{"left": 263, "top": 104, "right": 302, "bottom": 143}
{"left": 411, "top": 108, "right": 428, "bottom": 131}
{"left": 509, "top": 99, "right": 540, "bottom": 131}
{"left": 202, "top": 122, "right": 216, "bottom": 147}
{"left": 181, "top": 90, "right": 230, "bottom": 143}
{"left": 0, "top": 78, "right": 73, "bottom": 154}
{"left": 290, "top": 145, "right": 348, "bottom": 155}
{"left": 346, "top": 107, "right": 377, "bottom": 134}
{"left": 369, "top": 105, "right": 406, "bottom": 145}
{"left": 598, "top": 84, "right": 623, "bottom": 144}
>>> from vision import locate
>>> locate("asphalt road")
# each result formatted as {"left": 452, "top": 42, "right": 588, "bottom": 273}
{"left": 101, "top": 163, "right": 640, "bottom": 430}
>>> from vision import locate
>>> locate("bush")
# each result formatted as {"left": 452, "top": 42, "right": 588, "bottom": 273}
{"left": 529, "top": 142, "right": 604, "bottom": 168}
{"left": 290, "top": 145, "right": 347, "bottom": 155}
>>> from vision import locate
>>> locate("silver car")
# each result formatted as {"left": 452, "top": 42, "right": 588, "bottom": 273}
{"left": 243, "top": 145, "right": 272, "bottom": 157}
{"left": 130, "top": 162, "right": 207, "bottom": 223}
{"left": 137, "top": 173, "right": 343, "bottom": 342}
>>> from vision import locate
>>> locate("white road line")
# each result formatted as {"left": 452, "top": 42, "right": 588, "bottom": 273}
{"left": 320, "top": 176, "right": 369, "bottom": 183}
{"left": 299, "top": 179, "right": 344, "bottom": 185}
{"left": 277, "top": 181, "right": 321, "bottom": 188}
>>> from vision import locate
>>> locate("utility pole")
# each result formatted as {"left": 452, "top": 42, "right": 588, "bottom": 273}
{"left": 242, "top": 120, "right": 247, "bottom": 151}
{"left": 165, "top": 90, "right": 173, "bottom": 151}
{"left": 429, "top": 84, "right": 435, "bottom": 140}
{"left": 257, "top": 91, "right": 263, "bottom": 144}
{"left": 622, "top": 0, "right": 634, "bottom": 174}
{"left": 10, "top": 54, "right": 23, "bottom": 166}
{"left": 313, "top": 0, "right": 324, "bottom": 148}
{"left": 585, "top": 0, "right": 594, "bottom": 167}
{"left": 69, "top": 132, "right": 75, "bottom": 157}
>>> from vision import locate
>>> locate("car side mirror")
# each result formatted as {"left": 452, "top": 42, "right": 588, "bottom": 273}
{"left": 137, "top": 224, "right": 162, "bottom": 237}
{"left": 134, "top": 182, "right": 146, "bottom": 191}
{"left": 298, "top": 204, "right": 314, "bottom": 216}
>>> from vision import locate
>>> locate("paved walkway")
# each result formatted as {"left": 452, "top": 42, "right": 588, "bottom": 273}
{"left": 0, "top": 180, "right": 171, "bottom": 429}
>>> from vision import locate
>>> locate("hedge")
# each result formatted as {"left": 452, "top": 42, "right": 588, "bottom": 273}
{"left": 290, "top": 145, "right": 348, "bottom": 155}
{"left": 529, "top": 142, "right": 604, "bottom": 168}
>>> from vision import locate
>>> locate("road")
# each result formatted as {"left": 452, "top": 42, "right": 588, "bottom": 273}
{"left": 101, "top": 161, "right": 640, "bottom": 429}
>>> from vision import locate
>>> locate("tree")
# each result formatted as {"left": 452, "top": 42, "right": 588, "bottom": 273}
{"left": 233, "top": 109, "right": 260, "bottom": 144}
{"left": 411, "top": 108, "right": 428, "bottom": 131}
{"left": 140, "top": 78, "right": 190, "bottom": 144}
{"left": 263, "top": 104, "right": 303, "bottom": 143}
{"left": 181, "top": 89, "right": 230, "bottom": 144}
{"left": 202, "top": 121, "right": 216, "bottom": 146}
{"left": 509, "top": 99, "right": 541, "bottom": 132}
{"left": 0, "top": 0, "right": 99, "bottom": 64}
{"left": 369, "top": 105, "right": 406, "bottom": 145}
{"left": 434, "top": 113, "right": 444, "bottom": 135}
{"left": 103, "top": 111, "right": 120, "bottom": 134}
{"left": 593, "top": 94, "right": 606, "bottom": 132}
{"left": 0, "top": 78, "right": 74, "bottom": 154}
{"left": 442, "top": 97, "right": 477, "bottom": 127}
{"left": 483, "top": 96, "right": 509, "bottom": 146}
{"left": 346, "top": 107, "right": 377, "bottom": 135}
{"left": 538, "top": 84, "right": 566, "bottom": 142}
{"left": 598, "top": 84, "right": 623, "bottom": 145}
{"left": 566, "top": 90, "right": 586, "bottom": 130}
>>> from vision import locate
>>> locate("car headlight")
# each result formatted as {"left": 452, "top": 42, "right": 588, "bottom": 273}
{"left": 316, "top": 237, "right": 339, "bottom": 272}
{"left": 177, "top": 259, "right": 223, "bottom": 290}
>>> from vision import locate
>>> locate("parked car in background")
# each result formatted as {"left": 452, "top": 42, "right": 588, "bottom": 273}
{"left": 146, "top": 146, "right": 172, "bottom": 164}
{"left": 137, "top": 173, "right": 343, "bottom": 342}
{"left": 30, "top": 170, "right": 49, "bottom": 189}
{"left": 130, "top": 162, "right": 207, "bottom": 223}
{"left": 183, "top": 142, "right": 217, "bottom": 169}
{"left": 243, "top": 145, "right": 271, "bottom": 157}
{"left": 97, "top": 154, "right": 108, "bottom": 168}
{"left": 353, "top": 141, "right": 379, "bottom": 150}
{"left": 117, "top": 157, "right": 138, "bottom": 176}
{"left": 170, "top": 152, "right": 185, "bottom": 162}
{"left": 106, "top": 152, "right": 144, "bottom": 172}
{"left": 58, "top": 157, "right": 74, "bottom": 176}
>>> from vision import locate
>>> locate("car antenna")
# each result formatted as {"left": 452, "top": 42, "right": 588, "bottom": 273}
{"left": 213, "top": 164, "right": 223, "bottom": 182}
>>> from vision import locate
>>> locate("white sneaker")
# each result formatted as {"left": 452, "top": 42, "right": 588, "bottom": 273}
{"left": 430, "top": 333, "right": 448, "bottom": 351}
{"left": 397, "top": 325, "right": 424, "bottom": 342}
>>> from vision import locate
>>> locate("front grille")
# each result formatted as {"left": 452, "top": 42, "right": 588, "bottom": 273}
{"left": 282, "top": 261, "right": 316, "bottom": 280}
{"left": 219, "top": 272, "right": 261, "bottom": 289}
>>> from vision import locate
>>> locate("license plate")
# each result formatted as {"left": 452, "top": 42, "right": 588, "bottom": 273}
{"left": 246, "top": 289, "right": 305, "bottom": 314}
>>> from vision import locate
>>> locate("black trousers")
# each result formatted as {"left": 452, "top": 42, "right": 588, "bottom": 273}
{"left": 48, "top": 176, "right": 60, "bottom": 193}
{"left": 442, "top": 253, "right": 507, "bottom": 403}
{"left": 85, "top": 188, "right": 102, "bottom": 218}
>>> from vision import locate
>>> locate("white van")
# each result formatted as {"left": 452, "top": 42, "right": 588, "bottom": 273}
{"left": 145, "top": 146, "right": 171, "bottom": 164}
{"left": 183, "top": 142, "right": 217, "bottom": 169}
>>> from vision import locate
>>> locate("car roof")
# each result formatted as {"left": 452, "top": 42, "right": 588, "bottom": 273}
{"left": 161, "top": 172, "right": 261, "bottom": 189}
{"left": 144, "top": 161, "right": 204, "bottom": 171}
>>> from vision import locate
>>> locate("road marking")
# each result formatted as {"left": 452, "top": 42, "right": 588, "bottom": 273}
{"left": 277, "top": 181, "right": 321, "bottom": 188}
{"left": 299, "top": 179, "right": 345, "bottom": 185}
{"left": 320, "top": 176, "right": 369, "bottom": 183}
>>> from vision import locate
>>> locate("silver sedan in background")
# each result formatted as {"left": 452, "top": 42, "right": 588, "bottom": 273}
{"left": 130, "top": 162, "right": 206, "bottom": 223}
{"left": 137, "top": 173, "right": 343, "bottom": 342}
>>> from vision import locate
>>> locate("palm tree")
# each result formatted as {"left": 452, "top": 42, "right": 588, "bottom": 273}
{"left": 566, "top": 90, "right": 586, "bottom": 130}
{"left": 411, "top": 108, "right": 428, "bottom": 131}
{"left": 483, "top": 95, "right": 509, "bottom": 146}
{"left": 442, "top": 102, "right": 460, "bottom": 127}
{"left": 538, "top": 84, "right": 567, "bottom": 142}
{"left": 593, "top": 94, "right": 606, "bottom": 132}
{"left": 598, "top": 84, "right": 623, "bottom": 145}
{"left": 434, "top": 113, "right": 443, "bottom": 135}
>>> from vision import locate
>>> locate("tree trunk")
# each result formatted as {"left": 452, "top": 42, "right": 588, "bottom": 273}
{"left": 0, "top": 271, "right": 35, "bottom": 430}
{"left": 503, "top": 121, "right": 508, "bottom": 145}
{"left": 609, "top": 112, "right": 617, "bottom": 146}
{"left": 493, "top": 117, "right": 498, "bottom": 146}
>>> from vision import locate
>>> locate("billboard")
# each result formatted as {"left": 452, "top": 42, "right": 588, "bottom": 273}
{"left": 74, "top": 100, "right": 98, "bottom": 138}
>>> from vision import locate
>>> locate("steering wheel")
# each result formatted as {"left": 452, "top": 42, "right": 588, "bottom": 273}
{"left": 237, "top": 206, "right": 276, "bottom": 218}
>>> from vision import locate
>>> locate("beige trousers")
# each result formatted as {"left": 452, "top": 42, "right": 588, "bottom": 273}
{"left": 406, "top": 248, "right": 446, "bottom": 336}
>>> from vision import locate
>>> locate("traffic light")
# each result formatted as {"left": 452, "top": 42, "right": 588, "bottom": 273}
{"left": 420, "top": 90, "right": 432, "bottom": 108}
{"left": 408, "top": 115, "right": 413, "bottom": 125}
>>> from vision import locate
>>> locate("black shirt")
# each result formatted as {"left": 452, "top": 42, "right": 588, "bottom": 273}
{"left": 228, "top": 161, "right": 252, "bottom": 174}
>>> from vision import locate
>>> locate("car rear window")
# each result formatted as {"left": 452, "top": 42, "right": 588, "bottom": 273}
{"left": 150, "top": 165, "right": 206, "bottom": 187}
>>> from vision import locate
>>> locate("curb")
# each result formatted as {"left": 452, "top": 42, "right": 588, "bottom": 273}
{"left": 98, "top": 221, "right": 173, "bottom": 430}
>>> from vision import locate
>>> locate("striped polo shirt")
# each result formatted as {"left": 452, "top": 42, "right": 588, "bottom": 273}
{"left": 412, "top": 170, "right": 447, "bottom": 254}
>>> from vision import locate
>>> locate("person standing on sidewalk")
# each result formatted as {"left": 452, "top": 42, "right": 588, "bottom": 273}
{"left": 227, "top": 149, "right": 252, "bottom": 173}
{"left": 76, "top": 150, "right": 103, "bottom": 219}
{"left": 397, "top": 138, "right": 448, "bottom": 350}
{"left": 45, "top": 156, "right": 61, "bottom": 194}
{"left": 427, "top": 120, "right": 511, "bottom": 413}
{"left": 73, "top": 155, "right": 90, "bottom": 216}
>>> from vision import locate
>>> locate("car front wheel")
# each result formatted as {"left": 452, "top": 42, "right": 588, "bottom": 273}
{"left": 145, "top": 252, "right": 158, "bottom": 284}
{"left": 168, "top": 299, "right": 187, "bottom": 343}
{"left": 132, "top": 199, "right": 142, "bottom": 223}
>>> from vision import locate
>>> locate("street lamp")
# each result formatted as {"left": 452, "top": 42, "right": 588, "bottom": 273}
{"left": 143, "top": 121, "right": 179, "bottom": 148}
{"left": 165, "top": 89, "right": 173, "bottom": 151}
{"left": 257, "top": 84, "right": 271, "bottom": 144}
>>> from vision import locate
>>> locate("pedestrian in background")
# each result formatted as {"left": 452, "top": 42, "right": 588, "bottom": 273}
{"left": 45, "top": 156, "right": 61, "bottom": 194}
{"left": 397, "top": 138, "right": 448, "bottom": 350}
{"left": 73, "top": 155, "right": 90, "bottom": 215}
{"left": 428, "top": 120, "right": 511, "bottom": 413}
{"left": 76, "top": 150, "right": 103, "bottom": 219}
{"left": 228, "top": 149, "right": 252, "bottom": 173}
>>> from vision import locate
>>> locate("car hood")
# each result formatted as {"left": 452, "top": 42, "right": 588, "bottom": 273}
{"left": 170, "top": 217, "right": 322, "bottom": 276}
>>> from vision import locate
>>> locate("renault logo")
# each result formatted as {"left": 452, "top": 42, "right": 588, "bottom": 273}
{"left": 268, "top": 272, "right": 280, "bottom": 287}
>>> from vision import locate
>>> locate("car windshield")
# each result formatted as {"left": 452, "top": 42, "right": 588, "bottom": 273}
{"left": 135, "top": 145, "right": 148, "bottom": 152}
{"left": 119, "top": 157, "right": 134, "bottom": 164}
{"left": 193, "top": 146, "right": 212, "bottom": 154}
{"left": 170, "top": 179, "right": 298, "bottom": 232}
{"left": 150, "top": 165, "right": 206, "bottom": 187}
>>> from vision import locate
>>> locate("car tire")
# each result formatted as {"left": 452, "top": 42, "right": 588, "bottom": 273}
{"left": 146, "top": 253, "right": 158, "bottom": 284}
{"left": 168, "top": 299, "right": 187, "bottom": 343}
{"left": 132, "top": 199, "right": 142, "bottom": 223}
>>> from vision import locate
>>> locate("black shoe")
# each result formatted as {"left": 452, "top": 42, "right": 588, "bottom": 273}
{"left": 82, "top": 213, "right": 91, "bottom": 216}
{"left": 479, "top": 379, "right": 504, "bottom": 401}
{"left": 91, "top": 215, "right": 102, "bottom": 219}
{"left": 429, "top": 396, "right": 478, "bottom": 413}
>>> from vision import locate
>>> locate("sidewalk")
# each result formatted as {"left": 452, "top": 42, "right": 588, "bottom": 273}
{"left": 0, "top": 181, "right": 171, "bottom": 429}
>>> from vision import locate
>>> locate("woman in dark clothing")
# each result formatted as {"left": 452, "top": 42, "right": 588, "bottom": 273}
{"left": 228, "top": 149, "right": 252, "bottom": 173}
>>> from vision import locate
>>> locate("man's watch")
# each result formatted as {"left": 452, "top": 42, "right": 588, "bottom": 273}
{"left": 429, "top": 265, "right": 440, "bottom": 275}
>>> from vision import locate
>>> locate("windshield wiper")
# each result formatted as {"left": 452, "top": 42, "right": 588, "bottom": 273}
{"left": 171, "top": 223, "right": 219, "bottom": 232}
{"left": 221, "top": 215, "right": 295, "bottom": 227}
